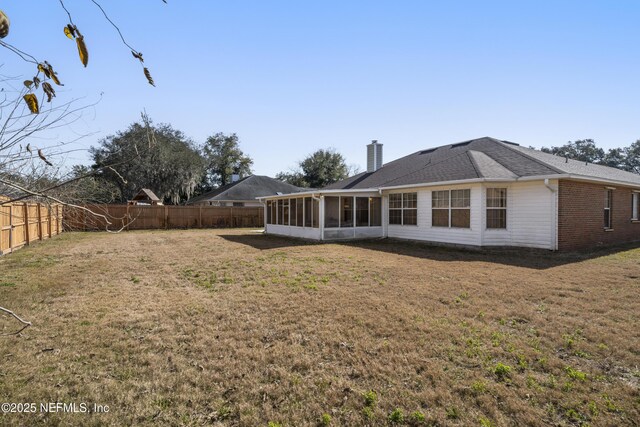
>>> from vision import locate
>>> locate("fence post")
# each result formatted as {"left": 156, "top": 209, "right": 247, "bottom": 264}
{"left": 126, "top": 204, "right": 130, "bottom": 231}
{"left": 36, "top": 202, "right": 42, "bottom": 240}
{"left": 8, "top": 203, "right": 13, "bottom": 252}
{"left": 164, "top": 205, "right": 169, "bottom": 229}
{"left": 23, "top": 202, "right": 30, "bottom": 245}
{"left": 229, "top": 207, "right": 233, "bottom": 228}
{"left": 198, "top": 205, "right": 202, "bottom": 228}
{"left": 47, "top": 205, "right": 52, "bottom": 238}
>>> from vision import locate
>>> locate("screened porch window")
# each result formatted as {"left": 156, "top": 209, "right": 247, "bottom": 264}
{"left": 325, "top": 197, "right": 340, "bottom": 228}
{"left": 289, "top": 198, "right": 297, "bottom": 226}
{"left": 296, "top": 198, "right": 304, "bottom": 226}
{"left": 277, "top": 199, "right": 284, "bottom": 225}
{"left": 370, "top": 197, "right": 382, "bottom": 226}
{"left": 356, "top": 197, "right": 369, "bottom": 227}
{"left": 341, "top": 197, "right": 353, "bottom": 227}
{"left": 304, "top": 197, "right": 312, "bottom": 227}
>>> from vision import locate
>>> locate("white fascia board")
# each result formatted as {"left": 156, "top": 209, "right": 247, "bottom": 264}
{"left": 256, "top": 188, "right": 379, "bottom": 200}
{"left": 379, "top": 178, "right": 510, "bottom": 191}
{"left": 257, "top": 174, "right": 640, "bottom": 200}
{"left": 516, "top": 174, "right": 640, "bottom": 189}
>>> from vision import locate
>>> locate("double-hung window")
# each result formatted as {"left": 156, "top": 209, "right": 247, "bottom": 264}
{"left": 486, "top": 188, "right": 507, "bottom": 229}
{"left": 431, "top": 189, "right": 471, "bottom": 228}
{"left": 632, "top": 192, "right": 639, "bottom": 221}
{"left": 389, "top": 193, "right": 418, "bottom": 225}
{"left": 604, "top": 189, "right": 613, "bottom": 229}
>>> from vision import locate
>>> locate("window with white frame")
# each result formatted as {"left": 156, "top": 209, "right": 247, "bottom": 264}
{"left": 486, "top": 188, "right": 507, "bottom": 229}
{"left": 604, "top": 189, "right": 613, "bottom": 229}
{"left": 631, "top": 192, "right": 639, "bottom": 221}
{"left": 431, "top": 189, "right": 470, "bottom": 228}
{"left": 389, "top": 193, "right": 417, "bottom": 225}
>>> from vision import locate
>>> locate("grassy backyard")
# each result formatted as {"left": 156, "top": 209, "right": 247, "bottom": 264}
{"left": 0, "top": 229, "right": 638, "bottom": 426}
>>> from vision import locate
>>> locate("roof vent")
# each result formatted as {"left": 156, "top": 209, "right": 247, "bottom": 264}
{"left": 450, "top": 140, "right": 472, "bottom": 149}
{"left": 367, "top": 140, "right": 383, "bottom": 173}
{"left": 419, "top": 148, "right": 437, "bottom": 155}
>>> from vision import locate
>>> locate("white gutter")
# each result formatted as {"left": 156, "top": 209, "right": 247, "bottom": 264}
{"left": 515, "top": 174, "right": 640, "bottom": 188}
{"left": 257, "top": 174, "right": 640, "bottom": 201}
{"left": 379, "top": 178, "right": 512, "bottom": 191}
{"left": 257, "top": 188, "right": 379, "bottom": 200}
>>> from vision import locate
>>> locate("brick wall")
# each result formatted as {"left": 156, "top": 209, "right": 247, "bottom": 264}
{"left": 558, "top": 180, "right": 640, "bottom": 251}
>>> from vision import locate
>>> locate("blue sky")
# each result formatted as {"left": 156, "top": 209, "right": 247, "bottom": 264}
{"left": 3, "top": 1, "right": 639, "bottom": 176}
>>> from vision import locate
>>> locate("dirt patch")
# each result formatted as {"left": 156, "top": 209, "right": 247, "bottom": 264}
{"left": 1, "top": 230, "right": 638, "bottom": 426}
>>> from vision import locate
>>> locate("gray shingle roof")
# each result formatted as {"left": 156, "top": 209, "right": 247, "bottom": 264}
{"left": 133, "top": 188, "right": 161, "bottom": 202}
{"left": 186, "top": 175, "right": 307, "bottom": 204}
{"left": 324, "top": 137, "right": 640, "bottom": 190}
{"left": 506, "top": 144, "right": 640, "bottom": 185}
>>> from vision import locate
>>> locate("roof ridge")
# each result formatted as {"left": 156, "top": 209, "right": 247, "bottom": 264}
{"left": 466, "top": 151, "right": 482, "bottom": 178}
{"left": 495, "top": 140, "right": 564, "bottom": 175}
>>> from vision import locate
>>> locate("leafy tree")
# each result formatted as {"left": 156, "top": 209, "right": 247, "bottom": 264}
{"left": 540, "top": 138, "right": 639, "bottom": 173}
{"left": 91, "top": 118, "right": 204, "bottom": 204}
{"left": 623, "top": 140, "right": 640, "bottom": 173}
{"left": 202, "top": 133, "right": 253, "bottom": 188}
{"left": 600, "top": 147, "right": 627, "bottom": 170}
{"left": 64, "top": 165, "right": 120, "bottom": 204}
{"left": 277, "top": 148, "right": 355, "bottom": 188}
{"left": 540, "top": 139, "right": 605, "bottom": 163}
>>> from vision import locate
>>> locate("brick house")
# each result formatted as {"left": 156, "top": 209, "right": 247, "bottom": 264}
{"left": 259, "top": 137, "right": 640, "bottom": 251}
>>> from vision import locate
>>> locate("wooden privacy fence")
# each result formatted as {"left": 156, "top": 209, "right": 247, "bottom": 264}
{"left": 0, "top": 197, "right": 63, "bottom": 255}
{"left": 64, "top": 205, "right": 264, "bottom": 231}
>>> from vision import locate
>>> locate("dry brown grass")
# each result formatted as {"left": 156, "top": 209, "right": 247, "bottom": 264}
{"left": 0, "top": 229, "right": 638, "bottom": 426}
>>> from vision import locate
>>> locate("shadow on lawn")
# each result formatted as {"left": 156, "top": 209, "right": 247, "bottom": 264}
{"left": 219, "top": 233, "right": 639, "bottom": 270}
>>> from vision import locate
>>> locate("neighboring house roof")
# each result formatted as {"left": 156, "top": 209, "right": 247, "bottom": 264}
{"left": 186, "top": 175, "right": 307, "bottom": 205}
{"left": 132, "top": 188, "right": 161, "bottom": 202}
{"left": 324, "top": 137, "right": 640, "bottom": 190}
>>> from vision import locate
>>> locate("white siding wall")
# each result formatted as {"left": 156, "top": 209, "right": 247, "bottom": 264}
{"left": 481, "top": 180, "right": 557, "bottom": 249}
{"left": 323, "top": 227, "right": 383, "bottom": 240}
{"left": 385, "top": 180, "right": 557, "bottom": 249}
{"left": 265, "top": 224, "right": 322, "bottom": 240}
{"left": 386, "top": 183, "right": 483, "bottom": 246}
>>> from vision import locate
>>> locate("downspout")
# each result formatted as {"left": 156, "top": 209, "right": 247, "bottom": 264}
{"left": 544, "top": 179, "right": 558, "bottom": 250}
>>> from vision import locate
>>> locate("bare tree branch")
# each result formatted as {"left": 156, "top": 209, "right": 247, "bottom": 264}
{"left": 0, "top": 306, "right": 32, "bottom": 336}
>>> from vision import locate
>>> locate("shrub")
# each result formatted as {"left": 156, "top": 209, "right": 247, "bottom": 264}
{"left": 388, "top": 408, "right": 404, "bottom": 424}
{"left": 493, "top": 363, "right": 512, "bottom": 380}
{"left": 471, "top": 381, "right": 487, "bottom": 394}
{"left": 363, "top": 390, "right": 377, "bottom": 407}
{"left": 409, "top": 410, "right": 426, "bottom": 424}
{"left": 479, "top": 417, "right": 495, "bottom": 427}
{"left": 565, "top": 366, "right": 587, "bottom": 381}
{"left": 319, "top": 413, "right": 331, "bottom": 426}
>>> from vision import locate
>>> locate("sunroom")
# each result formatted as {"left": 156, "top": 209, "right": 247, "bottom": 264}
{"left": 260, "top": 190, "right": 383, "bottom": 241}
